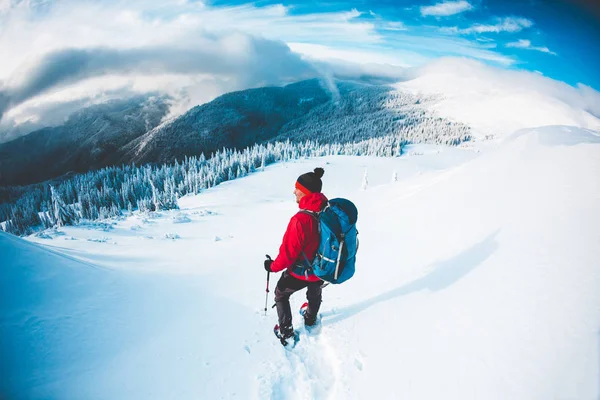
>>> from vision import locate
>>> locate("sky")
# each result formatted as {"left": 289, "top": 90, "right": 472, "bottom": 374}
{"left": 0, "top": 0, "right": 598, "bottom": 138}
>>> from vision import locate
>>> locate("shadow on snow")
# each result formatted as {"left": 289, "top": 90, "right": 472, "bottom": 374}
{"left": 322, "top": 230, "right": 500, "bottom": 326}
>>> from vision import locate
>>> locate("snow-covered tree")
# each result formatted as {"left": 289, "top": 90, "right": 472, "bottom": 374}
{"left": 0, "top": 102, "right": 474, "bottom": 236}
{"left": 51, "top": 186, "right": 77, "bottom": 228}
{"left": 361, "top": 169, "right": 369, "bottom": 191}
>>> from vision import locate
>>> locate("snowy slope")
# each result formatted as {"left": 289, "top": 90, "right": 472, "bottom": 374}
{"left": 0, "top": 230, "right": 221, "bottom": 398}
{"left": 2, "top": 126, "right": 600, "bottom": 399}
{"left": 395, "top": 59, "right": 600, "bottom": 138}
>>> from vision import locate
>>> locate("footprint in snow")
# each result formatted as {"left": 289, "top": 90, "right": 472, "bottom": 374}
{"left": 259, "top": 325, "right": 342, "bottom": 399}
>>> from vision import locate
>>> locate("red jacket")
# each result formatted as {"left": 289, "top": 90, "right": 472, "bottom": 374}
{"left": 270, "top": 192, "right": 328, "bottom": 282}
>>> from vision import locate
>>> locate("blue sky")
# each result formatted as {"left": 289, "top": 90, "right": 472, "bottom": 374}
{"left": 0, "top": 0, "right": 598, "bottom": 135}
{"left": 207, "top": 0, "right": 600, "bottom": 88}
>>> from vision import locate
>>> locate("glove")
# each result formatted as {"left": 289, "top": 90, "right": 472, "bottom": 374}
{"left": 264, "top": 256, "right": 273, "bottom": 272}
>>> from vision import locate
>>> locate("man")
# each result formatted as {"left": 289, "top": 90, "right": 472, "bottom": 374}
{"left": 264, "top": 167, "right": 328, "bottom": 340}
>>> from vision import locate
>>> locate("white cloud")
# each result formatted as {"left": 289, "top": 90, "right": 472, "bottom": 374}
{"left": 386, "top": 34, "right": 515, "bottom": 66}
{"left": 446, "top": 17, "right": 534, "bottom": 34}
{"left": 577, "top": 83, "right": 600, "bottom": 119}
{"left": 289, "top": 32, "right": 516, "bottom": 71}
{"left": 395, "top": 57, "right": 600, "bottom": 135}
{"left": 0, "top": 2, "right": 381, "bottom": 81}
{"left": 0, "top": 38, "right": 320, "bottom": 120}
{"left": 289, "top": 42, "right": 415, "bottom": 68}
{"left": 506, "top": 39, "right": 557, "bottom": 55}
{"left": 420, "top": 1, "right": 473, "bottom": 17}
{"left": 382, "top": 21, "right": 408, "bottom": 31}
{"left": 0, "top": 0, "right": 542, "bottom": 134}
{"left": 0, "top": 1, "right": 382, "bottom": 127}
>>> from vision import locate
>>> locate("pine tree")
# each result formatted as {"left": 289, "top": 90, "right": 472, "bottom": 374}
{"left": 149, "top": 180, "right": 161, "bottom": 211}
{"left": 51, "top": 186, "right": 77, "bottom": 228}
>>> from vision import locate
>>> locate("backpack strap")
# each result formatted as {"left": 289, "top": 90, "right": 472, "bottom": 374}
{"left": 298, "top": 209, "right": 321, "bottom": 238}
{"left": 301, "top": 250, "right": 314, "bottom": 267}
{"left": 298, "top": 209, "right": 318, "bottom": 220}
{"left": 294, "top": 209, "right": 320, "bottom": 278}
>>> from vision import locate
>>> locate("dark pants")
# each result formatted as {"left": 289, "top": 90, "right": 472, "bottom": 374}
{"left": 275, "top": 270, "right": 322, "bottom": 330}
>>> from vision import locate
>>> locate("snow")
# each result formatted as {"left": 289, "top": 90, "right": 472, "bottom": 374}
{"left": 2, "top": 127, "right": 600, "bottom": 399}
{"left": 395, "top": 58, "right": 600, "bottom": 138}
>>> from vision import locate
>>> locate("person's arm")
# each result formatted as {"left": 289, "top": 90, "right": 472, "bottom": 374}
{"left": 270, "top": 215, "right": 306, "bottom": 273}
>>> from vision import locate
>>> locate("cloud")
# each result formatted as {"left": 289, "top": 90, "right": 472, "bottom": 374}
{"left": 577, "top": 83, "right": 600, "bottom": 119}
{"left": 445, "top": 17, "right": 534, "bottom": 34}
{"left": 0, "top": 93, "right": 8, "bottom": 118}
{"left": 0, "top": 0, "right": 386, "bottom": 128}
{"left": 0, "top": 34, "right": 319, "bottom": 120}
{"left": 0, "top": 2, "right": 381, "bottom": 82}
{"left": 506, "top": 39, "right": 557, "bottom": 55}
{"left": 0, "top": 82, "right": 167, "bottom": 143}
{"left": 288, "top": 43, "right": 417, "bottom": 68}
{"left": 0, "top": 0, "right": 549, "bottom": 136}
{"left": 382, "top": 21, "right": 408, "bottom": 31}
{"left": 384, "top": 34, "right": 515, "bottom": 66}
{"left": 420, "top": 1, "right": 473, "bottom": 17}
{"left": 0, "top": 96, "right": 103, "bottom": 143}
{"left": 395, "top": 57, "right": 600, "bottom": 135}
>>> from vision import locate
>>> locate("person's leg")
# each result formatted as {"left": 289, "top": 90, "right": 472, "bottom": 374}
{"left": 274, "top": 271, "right": 308, "bottom": 335}
{"left": 304, "top": 281, "right": 323, "bottom": 326}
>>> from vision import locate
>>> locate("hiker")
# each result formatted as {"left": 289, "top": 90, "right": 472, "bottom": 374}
{"left": 264, "top": 167, "right": 328, "bottom": 340}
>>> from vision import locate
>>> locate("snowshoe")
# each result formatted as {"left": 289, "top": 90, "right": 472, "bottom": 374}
{"left": 273, "top": 324, "right": 299, "bottom": 347}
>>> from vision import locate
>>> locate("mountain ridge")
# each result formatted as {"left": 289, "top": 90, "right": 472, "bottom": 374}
{"left": 0, "top": 79, "right": 472, "bottom": 187}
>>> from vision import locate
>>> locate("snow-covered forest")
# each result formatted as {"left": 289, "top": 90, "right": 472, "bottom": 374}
{"left": 0, "top": 132, "right": 433, "bottom": 236}
{"left": 275, "top": 85, "right": 473, "bottom": 146}
{"left": 0, "top": 79, "right": 478, "bottom": 237}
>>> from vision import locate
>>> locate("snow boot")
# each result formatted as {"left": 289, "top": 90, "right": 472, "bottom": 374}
{"left": 300, "top": 302, "right": 318, "bottom": 327}
{"left": 274, "top": 324, "right": 298, "bottom": 347}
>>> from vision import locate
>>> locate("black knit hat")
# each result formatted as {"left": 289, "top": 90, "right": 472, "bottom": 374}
{"left": 295, "top": 167, "right": 325, "bottom": 194}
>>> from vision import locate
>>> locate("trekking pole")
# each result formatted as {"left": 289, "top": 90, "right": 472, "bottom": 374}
{"left": 264, "top": 255, "right": 272, "bottom": 316}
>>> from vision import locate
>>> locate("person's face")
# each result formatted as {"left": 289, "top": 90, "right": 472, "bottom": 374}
{"left": 293, "top": 187, "right": 306, "bottom": 204}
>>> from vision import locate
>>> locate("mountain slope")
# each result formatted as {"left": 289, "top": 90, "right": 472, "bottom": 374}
{"left": 129, "top": 79, "right": 472, "bottom": 167}
{"left": 274, "top": 82, "right": 471, "bottom": 145}
{"left": 0, "top": 80, "right": 330, "bottom": 186}
{"left": 3, "top": 125, "right": 599, "bottom": 398}
{"left": 122, "top": 79, "right": 330, "bottom": 164}
{"left": 0, "top": 79, "right": 473, "bottom": 187}
{"left": 0, "top": 96, "right": 170, "bottom": 186}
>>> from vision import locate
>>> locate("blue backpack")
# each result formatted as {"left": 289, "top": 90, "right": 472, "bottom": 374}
{"left": 297, "top": 198, "right": 358, "bottom": 284}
